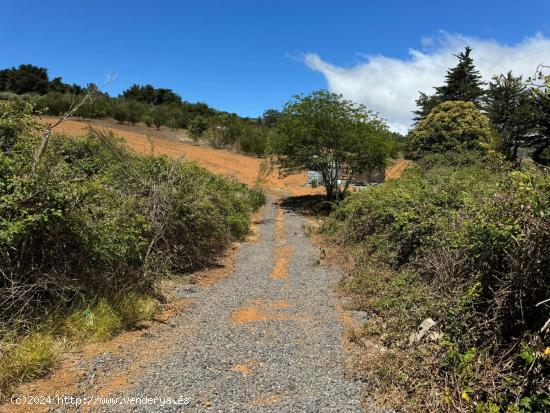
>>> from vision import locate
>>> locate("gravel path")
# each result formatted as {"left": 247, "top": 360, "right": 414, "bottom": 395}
{"left": 97, "top": 197, "right": 363, "bottom": 412}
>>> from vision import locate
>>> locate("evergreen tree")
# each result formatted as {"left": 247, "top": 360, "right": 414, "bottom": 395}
{"left": 532, "top": 70, "right": 550, "bottom": 165}
{"left": 484, "top": 72, "right": 535, "bottom": 162}
{"left": 412, "top": 92, "right": 439, "bottom": 123}
{"left": 435, "top": 46, "right": 484, "bottom": 103}
{"left": 414, "top": 47, "right": 485, "bottom": 123}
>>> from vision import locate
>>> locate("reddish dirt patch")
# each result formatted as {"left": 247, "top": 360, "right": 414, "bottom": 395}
{"left": 231, "top": 360, "right": 259, "bottom": 375}
{"left": 271, "top": 246, "right": 293, "bottom": 280}
{"left": 270, "top": 203, "right": 293, "bottom": 280}
{"left": 385, "top": 159, "right": 412, "bottom": 180}
{"left": 231, "top": 300, "right": 294, "bottom": 325}
{"left": 232, "top": 305, "right": 269, "bottom": 324}
{"left": 275, "top": 299, "right": 289, "bottom": 309}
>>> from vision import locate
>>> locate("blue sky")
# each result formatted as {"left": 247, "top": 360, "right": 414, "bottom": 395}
{"left": 1, "top": 0, "right": 550, "bottom": 125}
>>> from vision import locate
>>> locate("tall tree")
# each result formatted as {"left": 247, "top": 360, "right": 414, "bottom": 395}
{"left": 1, "top": 64, "right": 49, "bottom": 95}
{"left": 414, "top": 47, "right": 485, "bottom": 123}
{"left": 408, "top": 101, "right": 495, "bottom": 160}
{"left": 261, "top": 109, "right": 281, "bottom": 128}
{"left": 435, "top": 46, "right": 484, "bottom": 103}
{"left": 532, "top": 67, "right": 550, "bottom": 165}
{"left": 273, "top": 90, "right": 391, "bottom": 200}
{"left": 484, "top": 72, "right": 535, "bottom": 162}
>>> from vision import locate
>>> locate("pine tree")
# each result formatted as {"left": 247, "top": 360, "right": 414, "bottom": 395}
{"left": 532, "top": 70, "right": 550, "bottom": 165}
{"left": 435, "top": 46, "right": 485, "bottom": 103}
{"left": 412, "top": 92, "right": 439, "bottom": 123}
{"left": 413, "top": 47, "right": 485, "bottom": 124}
{"left": 484, "top": 72, "right": 535, "bottom": 162}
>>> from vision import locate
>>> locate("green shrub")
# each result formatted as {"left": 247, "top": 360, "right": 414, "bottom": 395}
{"left": 189, "top": 116, "right": 208, "bottom": 140}
{"left": 0, "top": 100, "right": 263, "bottom": 328}
{"left": 407, "top": 101, "right": 496, "bottom": 159}
{"left": 0, "top": 101, "right": 264, "bottom": 398}
{"left": 327, "top": 154, "right": 549, "bottom": 411}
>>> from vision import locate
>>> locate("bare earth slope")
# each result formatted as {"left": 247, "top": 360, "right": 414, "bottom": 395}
{"left": 41, "top": 117, "right": 317, "bottom": 196}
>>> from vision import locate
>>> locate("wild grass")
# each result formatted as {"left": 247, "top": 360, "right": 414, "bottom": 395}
{"left": 0, "top": 292, "right": 158, "bottom": 399}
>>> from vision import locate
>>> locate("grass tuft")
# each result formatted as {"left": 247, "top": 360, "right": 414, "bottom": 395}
{"left": 0, "top": 333, "right": 60, "bottom": 398}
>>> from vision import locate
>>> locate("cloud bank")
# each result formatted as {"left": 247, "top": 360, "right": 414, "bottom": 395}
{"left": 304, "top": 33, "right": 550, "bottom": 133}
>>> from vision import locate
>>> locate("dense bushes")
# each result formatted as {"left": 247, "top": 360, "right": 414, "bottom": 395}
{"left": 407, "top": 101, "right": 496, "bottom": 159}
{"left": 326, "top": 153, "right": 549, "bottom": 411}
{"left": 0, "top": 99, "right": 263, "bottom": 330}
{"left": 0, "top": 99, "right": 263, "bottom": 397}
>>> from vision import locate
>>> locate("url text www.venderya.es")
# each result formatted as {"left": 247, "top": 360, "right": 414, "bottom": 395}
{"left": 10, "top": 395, "right": 191, "bottom": 407}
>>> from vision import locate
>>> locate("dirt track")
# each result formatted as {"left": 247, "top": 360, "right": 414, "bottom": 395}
{"left": 0, "top": 118, "right": 412, "bottom": 412}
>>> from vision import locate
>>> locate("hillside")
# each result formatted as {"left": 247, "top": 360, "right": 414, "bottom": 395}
{"left": 42, "top": 116, "right": 408, "bottom": 194}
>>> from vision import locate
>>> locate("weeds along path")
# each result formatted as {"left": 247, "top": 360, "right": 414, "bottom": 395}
{"left": 84, "top": 196, "right": 362, "bottom": 412}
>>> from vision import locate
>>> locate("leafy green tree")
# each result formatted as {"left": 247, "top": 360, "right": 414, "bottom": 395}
{"left": 113, "top": 103, "right": 129, "bottom": 124}
{"left": 2, "top": 64, "right": 50, "bottom": 95}
{"left": 49, "top": 77, "right": 83, "bottom": 94}
{"left": 141, "top": 114, "right": 153, "bottom": 127}
{"left": 483, "top": 72, "right": 535, "bottom": 162}
{"left": 273, "top": 90, "right": 391, "bottom": 200}
{"left": 189, "top": 116, "right": 208, "bottom": 140}
{"left": 261, "top": 109, "right": 281, "bottom": 128}
{"left": 152, "top": 106, "right": 167, "bottom": 130}
{"left": 126, "top": 100, "right": 144, "bottom": 126}
{"left": 408, "top": 100, "right": 495, "bottom": 159}
{"left": 121, "top": 84, "right": 181, "bottom": 105}
{"left": 414, "top": 47, "right": 485, "bottom": 122}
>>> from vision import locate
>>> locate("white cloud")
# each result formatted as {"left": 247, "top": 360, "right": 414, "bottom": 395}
{"left": 304, "top": 32, "right": 550, "bottom": 133}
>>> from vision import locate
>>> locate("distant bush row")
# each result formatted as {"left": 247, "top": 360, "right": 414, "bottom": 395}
{"left": 0, "top": 64, "right": 278, "bottom": 157}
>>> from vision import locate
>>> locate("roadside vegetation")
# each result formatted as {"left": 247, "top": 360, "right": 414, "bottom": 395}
{"left": 0, "top": 100, "right": 263, "bottom": 399}
{"left": 324, "top": 52, "right": 549, "bottom": 411}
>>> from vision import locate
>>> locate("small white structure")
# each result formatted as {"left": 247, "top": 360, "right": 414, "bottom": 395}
{"left": 307, "top": 167, "right": 385, "bottom": 188}
{"left": 307, "top": 170, "right": 323, "bottom": 186}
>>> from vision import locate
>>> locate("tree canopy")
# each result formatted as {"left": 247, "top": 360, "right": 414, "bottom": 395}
{"left": 121, "top": 84, "right": 182, "bottom": 105}
{"left": 483, "top": 72, "right": 535, "bottom": 162}
{"left": 414, "top": 47, "right": 485, "bottom": 122}
{"left": 0, "top": 64, "right": 82, "bottom": 95}
{"left": 408, "top": 100, "right": 495, "bottom": 159}
{"left": 273, "top": 90, "right": 391, "bottom": 199}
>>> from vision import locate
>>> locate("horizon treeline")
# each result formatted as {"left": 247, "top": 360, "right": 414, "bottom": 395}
{"left": 0, "top": 63, "right": 277, "bottom": 155}
{"left": 413, "top": 47, "right": 549, "bottom": 165}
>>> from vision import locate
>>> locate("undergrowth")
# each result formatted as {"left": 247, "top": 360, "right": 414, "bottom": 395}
{"left": 326, "top": 151, "right": 549, "bottom": 412}
{"left": 0, "top": 100, "right": 264, "bottom": 398}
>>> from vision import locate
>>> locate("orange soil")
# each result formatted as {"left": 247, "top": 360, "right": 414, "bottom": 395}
{"left": 40, "top": 117, "right": 317, "bottom": 196}
{"left": 231, "top": 299, "right": 294, "bottom": 325}
{"left": 270, "top": 203, "right": 293, "bottom": 280}
{"left": 40, "top": 117, "right": 410, "bottom": 193}
{"left": 231, "top": 361, "right": 259, "bottom": 375}
{"left": 385, "top": 159, "right": 412, "bottom": 179}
